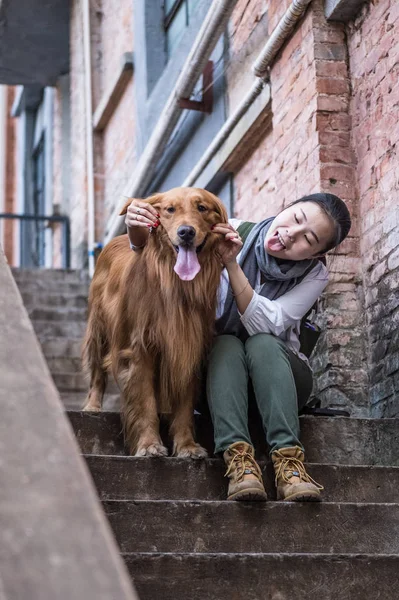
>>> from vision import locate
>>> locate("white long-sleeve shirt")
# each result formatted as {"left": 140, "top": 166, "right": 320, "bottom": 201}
{"left": 216, "top": 219, "right": 329, "bottom": 364}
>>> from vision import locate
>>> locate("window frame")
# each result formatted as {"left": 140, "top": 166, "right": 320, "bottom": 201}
{"left": 163, "top": 0, "right": 190, "bottom": 60}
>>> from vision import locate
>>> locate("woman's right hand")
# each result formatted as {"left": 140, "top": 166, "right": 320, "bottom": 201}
{"left": 125, "top": 199, "right": 160, "bottom": 229}
{"left": 212, "top": 223, "right": 243, "bottom": 267}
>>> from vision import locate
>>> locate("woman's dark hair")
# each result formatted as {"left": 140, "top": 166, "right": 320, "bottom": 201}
{"left": 289, "top": 193, "right": 351, "bottom": 253}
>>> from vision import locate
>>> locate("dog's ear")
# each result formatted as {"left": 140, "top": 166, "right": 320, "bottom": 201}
{"left": 145, "top": 193, "right": 163, "bottom": 210}
{"left": 119, "top": 193, "right": 164, "bottom": 216}
{"left": 119, "top": 197, "right": 135, "bottom": 216}
{"left": 213, "top": 196, "right": 229, "bottom": 224}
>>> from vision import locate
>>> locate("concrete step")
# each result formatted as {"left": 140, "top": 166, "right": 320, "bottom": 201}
{"left": 27, "top": 306, "right": 87, "bottom": 322}
{"left": 16, "top": 281, "right": 90, "bottom": 296}
{"left": 12, "top": 268, "right": 89, "bottom": 284}
{"left": 33, "top": 320, "right": 86, "bottom": 339}
{"left": 20, "top": 291, "right": 88, "bottom": 310}
{"left": 41, "top": 337, "right": 83, "bottom": 359}
{"left": 47, "top": 357, "right": 83, "bottom": 374}
{"left": 54, "top": 374, "right": 120, "bottom": 393}
{"left": 60, "top": 392, "right": 120, "bottom": 411}
{"left": 85, "top": 455, "right": 399, "bottom": 503}
{"left": 104, "top": 500, "right": 399, "bottom": 554}
{"left": 123, "top": 552, "right": 399, "bottom": 600}
{"left": 52, "top": 371, "right": 88, "bottom": 392}
{"left": 68, "top": 411, "right": 399, "bottom": 465}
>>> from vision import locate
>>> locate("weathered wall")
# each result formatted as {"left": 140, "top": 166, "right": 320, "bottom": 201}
{"left": 98, "top": 0, "right": 136, "bottom": 227}
{"left": 68, "top": 0, "right": 135, "bottom": 264}
{"left": 70, "top": 0, "right": 89, "bottom": 267}
{"left": 348, "top": 0, "right": 399, "bottom": 416}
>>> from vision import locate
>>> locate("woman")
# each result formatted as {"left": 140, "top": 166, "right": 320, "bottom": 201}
{"left": 124, "top": 191, "right": 351, "bottom": 503}
{"left": 209, "top": 193, "right": 351, "bottom": 503}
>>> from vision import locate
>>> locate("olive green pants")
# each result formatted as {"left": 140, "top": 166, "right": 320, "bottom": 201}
{"left": 206, "top": 333, "right": 313, "bottom": 454}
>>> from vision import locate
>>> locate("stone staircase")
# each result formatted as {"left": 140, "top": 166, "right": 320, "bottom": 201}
{"left": 13, "top": 268, "right": 399, "bottom": 599}
{"left": 12, "top": 268, "right": 120, "bottom": 410}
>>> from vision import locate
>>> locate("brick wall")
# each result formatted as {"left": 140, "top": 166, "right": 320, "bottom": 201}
{"left": 67, "top": 0, "right": 136, "bottom": 264}
{"left": 98, "top": 0, "right": 136, "bottom": 231}
{"left": 348, "top": 0, "right": 399, "bottom": 416}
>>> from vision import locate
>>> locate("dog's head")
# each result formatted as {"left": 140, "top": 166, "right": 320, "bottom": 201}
{"left": 120, "top": 187, "right": 228, "bottom": 281}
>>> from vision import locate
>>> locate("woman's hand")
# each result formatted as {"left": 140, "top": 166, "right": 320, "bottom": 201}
{"left": 212, "top": 223, "right": 243, "bottom": 267}
{"left": 125, "top": 199, "right": 159, "bottom": 229}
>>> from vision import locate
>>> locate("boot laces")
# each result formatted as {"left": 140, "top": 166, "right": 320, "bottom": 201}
{"left": 225, "top": 448, "right": 262, "bottom": 483}
{"left": 274, "top": 452, "right": 324, "bottom": 491}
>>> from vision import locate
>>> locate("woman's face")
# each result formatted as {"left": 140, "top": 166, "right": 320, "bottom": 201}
{"left": 264, "top": 201, "right": 335, "bottom": 260}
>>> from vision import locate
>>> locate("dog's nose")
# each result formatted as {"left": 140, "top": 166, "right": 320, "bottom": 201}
{"left": 177, "top": 225, "right": 196, "bottom": 243}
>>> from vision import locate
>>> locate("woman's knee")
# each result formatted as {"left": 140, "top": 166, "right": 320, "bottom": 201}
{"left": 209, "top": 335, "right": 245, "bottom": 360}
{"left": 245, "top": 333, "right": 286, "bottom": 361}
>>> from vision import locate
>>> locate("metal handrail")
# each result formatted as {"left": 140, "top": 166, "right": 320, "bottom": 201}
{"left": 0, "top": 213, "right": 71, "bottom": 268}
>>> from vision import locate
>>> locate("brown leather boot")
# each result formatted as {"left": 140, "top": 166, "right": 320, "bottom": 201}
{"left": 223, "top": 441, "right": 267, "bottom": 502}
{"left": 271, "top": 446, "right": 323, "bottom": 502}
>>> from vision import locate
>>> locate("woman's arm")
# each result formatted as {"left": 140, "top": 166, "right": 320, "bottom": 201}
{"left": 240, "top": 264, "right": 328, "bottom": 337}
{"left": 212, "top": 222, "right": 255, "bottom": 313}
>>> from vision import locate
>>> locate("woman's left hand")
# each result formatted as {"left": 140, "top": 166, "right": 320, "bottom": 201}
{"left": 212, "top": 223, "right": 243, "bottom": 266}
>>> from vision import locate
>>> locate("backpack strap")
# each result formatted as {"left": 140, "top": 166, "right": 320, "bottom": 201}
{"left": 237, "top": 221, "right": 256, "bottom": 244}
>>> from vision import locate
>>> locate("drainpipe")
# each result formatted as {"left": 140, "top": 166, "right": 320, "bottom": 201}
{"left": 105, "top": 0, "right": 239, "bottom": 243}
{"left": 0, "top": 85, "right": 6, "bottom": 248}
{"left": 82, "top": 0, "right": 96, "bottom": 277}
{"left": 183, "top": 0, "right": 313, "bottom": 186}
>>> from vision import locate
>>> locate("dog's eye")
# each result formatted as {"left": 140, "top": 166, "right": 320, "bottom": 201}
{"left": 166, "top": 206, "right": 176, "bottom": 213}
{"left": 198, "top": 204, "right": 207, "bottom": 212}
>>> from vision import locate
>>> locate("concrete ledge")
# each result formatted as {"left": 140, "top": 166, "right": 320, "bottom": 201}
{"left": 93, "top": 52, "right": 134, "bottom": 132}
{"left": 325, "top": 0, "right": 368, "bottom": 22}
{"left": 68, "top": 410, "right": 399, "bottom": 466}
{"left": 86, "top": 455, "right": 399, "bottom": 503}
{"left": 0, "top": 248, "right": 138, "bottom": 600}
{"left": 124, "top": 553, "right": 399, "bottom": 600}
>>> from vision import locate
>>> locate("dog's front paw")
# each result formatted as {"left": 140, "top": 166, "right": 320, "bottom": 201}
{"left": 175, "top": 443, "right": 208, "bottom": 459}
{"left": 135, "top": 443, "right": 169, "bottom": 457}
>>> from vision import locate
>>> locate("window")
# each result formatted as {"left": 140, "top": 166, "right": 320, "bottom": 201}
{"left": 164, "top": 0, "right": 197, "bottom": 59}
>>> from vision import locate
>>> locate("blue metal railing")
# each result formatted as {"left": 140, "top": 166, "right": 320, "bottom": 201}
{"left": 0, "top": 213, "right": 71, "bottom": 269}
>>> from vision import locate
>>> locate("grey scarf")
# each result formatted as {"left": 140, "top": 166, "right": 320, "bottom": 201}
{"left": 215, "top": 217, "right": 318, "bottom": 340}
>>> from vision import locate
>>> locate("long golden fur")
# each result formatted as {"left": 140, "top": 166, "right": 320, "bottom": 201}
{"left": 82, "top": 187, "right": 228, "bottom": 457}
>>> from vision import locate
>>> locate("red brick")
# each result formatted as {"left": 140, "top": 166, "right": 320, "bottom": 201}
{"left": 319, "top": 179, "right": 358, "bottom": 201}
{"left": 319, "top": 145, "right": 355, "bottom": 165}
{"left": 318, "top": 130, "right": 351, "bottom": 147}
{"left": 320, "top": 164, "right": 356, "bottom": 183}
{"left": 314, "top": 42, "right": 347, "bottom": 61}
{"left": 316, "top": 77, "right": 350, "bottom": 95}
{"left": 315, "top": 60, "right": 348, "bottom": 79}
{"left": 316, "top": 112, "right": 351, "bottom": 131}
{"left": 313, "top": 26, "right": 345, "bottom": 44}
{"left": 317, "top": 94, "right": 349, "bottom": 113}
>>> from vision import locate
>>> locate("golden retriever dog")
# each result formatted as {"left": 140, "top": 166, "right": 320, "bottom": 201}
{"left": 82, "top": 187, "right": 228, "bottom": 458}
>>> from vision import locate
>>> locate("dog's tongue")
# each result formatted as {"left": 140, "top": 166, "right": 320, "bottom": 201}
{"left": 174, "top": 246, "right": 201, "bottom": 281}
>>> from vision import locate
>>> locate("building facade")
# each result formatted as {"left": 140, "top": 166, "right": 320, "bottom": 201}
{"left": 0, "top": 0, "right": 398, "bottom": 417}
